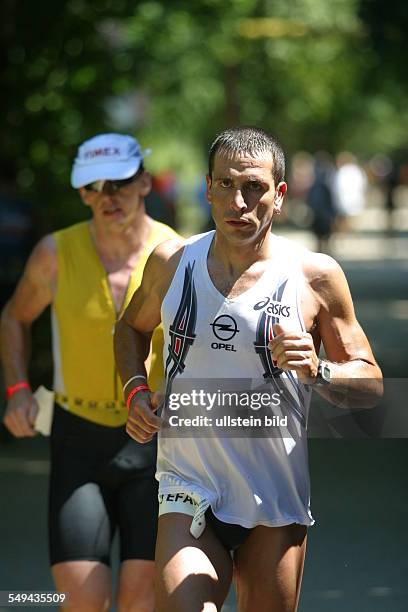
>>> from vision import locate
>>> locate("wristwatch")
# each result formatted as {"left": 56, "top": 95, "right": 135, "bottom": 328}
{"left": 314, "top": 359, "right": 331, "bottom": 386}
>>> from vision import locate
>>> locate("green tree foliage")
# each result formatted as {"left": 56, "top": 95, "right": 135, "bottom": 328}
{"left": 1, "top": 0, "right": 138, "bottom": 227}
{"left": 1, "top": 0, "right": 407, "bottom": 228}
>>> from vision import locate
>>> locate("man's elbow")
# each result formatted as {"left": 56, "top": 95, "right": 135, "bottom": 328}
{"left": 365, "top": 378, "right": 384, "bottom": 409}
{"left": 371, "top": 363, "right": 383, "bottom": 399}
{"left": 358, "top": 365, "right": 384, "bottom": 409}
{"left": 0, "top": 301, "right": 25, "bottom": 335}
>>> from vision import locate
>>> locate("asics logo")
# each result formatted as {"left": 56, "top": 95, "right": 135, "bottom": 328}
{"left": 253, "top": 297, "right": 290, "bottom": 317}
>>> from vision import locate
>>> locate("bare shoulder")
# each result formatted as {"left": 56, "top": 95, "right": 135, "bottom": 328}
{"left": 5, "top": 234, "right": 58, "bottom": 322}
{"left": 125, "top": 237, "right": 186, "bottom": 312}
{"left": 20, "top": 234, "right": 57, "bottom": 288}
{"left": 302, "top": 251, "right": 350, "bottom": 293}
{"left": 29, "top": 234, "right": 57, "bottom": 268}
{"left": 302, "top": 251, "right": 344, "bottom": 285}
{"left": 151, "top": 237, "right": 186, "bottom": 263}
{"left": 302, "top": 250, "right": 355, "bottom": 316}
{"left": 144, "top": 238, "right": 186, "bottom": 287}
{"left": 122, "top": 237, "right": 186, "bottom": 330}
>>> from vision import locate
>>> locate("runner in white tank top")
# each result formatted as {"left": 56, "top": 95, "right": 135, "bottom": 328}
{"left": 158, "top": 230, "right": 314, "bottom": 529}
{"left": 115, "top": 126, "right": 382, "bottom": 612}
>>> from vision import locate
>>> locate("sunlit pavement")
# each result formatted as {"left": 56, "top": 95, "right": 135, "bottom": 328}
{"left": 1, "top": 224, "right": 407, "bottom": 611}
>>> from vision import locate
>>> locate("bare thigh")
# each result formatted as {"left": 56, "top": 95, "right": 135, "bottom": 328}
{"left": 52, "top": 561, "right": 111, "bottom": 612}
{"left": 155, "top": 513, "right": 233, "bottom": 612}
{"left": 234, "top": 523, "right": 307, "bottom": 612}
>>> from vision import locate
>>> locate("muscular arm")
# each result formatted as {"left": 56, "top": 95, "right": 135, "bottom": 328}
{"left": 1, "top": 235, "right": 57, "bottom": 436}
{"left": 114, "top": 238, "right": 184, "bottom": 441}
{"left": 309, "top": 254, "right": 382, "bottom": 405}
{"left": 270, "top": 253, "right": 383, "bottom": 408}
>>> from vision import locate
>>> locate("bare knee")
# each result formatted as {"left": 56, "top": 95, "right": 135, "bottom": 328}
{"left": 117, "top": 587, "right": 154, "bottom": 612}
{"left": 117, "top": 560, "right": 155, "bottom": 612}
{"left": 52, "top": 561, "right": 111, "bottom": 612}
{"left": 61, "top": 592, "right": 111, "bottom": 612}
{"left": 156, "top": 572, "right": 224, "bottom": 612}
{"left": 155, "top": 514, "right": 232, "bottom": 612}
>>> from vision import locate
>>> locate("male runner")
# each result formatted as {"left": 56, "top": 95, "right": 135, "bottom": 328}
{"left": 1, "top": 133, "right": 178, "bottom": 612}
{"left": 114, "top": 126, "right": 383, "bottom": 612}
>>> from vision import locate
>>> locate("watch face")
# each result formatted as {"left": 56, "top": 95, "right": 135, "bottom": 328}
{"left": 321, "top": 362, "right": 331, "bottom": 382}
{"left": 315, "top": 361, "right": 330, "bottom": 385}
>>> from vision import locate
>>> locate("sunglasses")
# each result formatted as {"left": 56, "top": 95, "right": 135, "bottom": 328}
{"left": 84, "top": 165, "right": 144, "bottom": 194}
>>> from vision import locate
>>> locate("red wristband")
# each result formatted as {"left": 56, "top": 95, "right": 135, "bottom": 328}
{"left": 126, "top": 384, "right": 150, "bottom": 412}
{"left": 6, "top": 381, "right": 31, "bottom": 400}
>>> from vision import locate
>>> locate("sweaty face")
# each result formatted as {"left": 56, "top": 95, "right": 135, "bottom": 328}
{"left": 206, "top": 152, "right": 286, "bottom": 245}
{"left": 80, "top": 172, "right": 151, "bottom": 228}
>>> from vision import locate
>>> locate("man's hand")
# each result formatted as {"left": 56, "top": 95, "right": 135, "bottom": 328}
{"left": 269, "top": 323, "right": 319, "bottom": 383}
{"left": 3, "top": 389, "right": 39, "bottom": 437}
{"left": 126, "top": 390, "right": 164, "bottom": 443}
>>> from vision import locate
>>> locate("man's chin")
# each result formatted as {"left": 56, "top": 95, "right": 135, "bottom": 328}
{"left": 217, "top": 222, "right": 269, "bottom": 246}
{"left": 98, "top": 211, "right": 129, "bottom": 228}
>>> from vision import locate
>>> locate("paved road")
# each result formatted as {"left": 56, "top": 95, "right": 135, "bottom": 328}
{"left": 0, "top": 228, "right": 407, "bottom": 611}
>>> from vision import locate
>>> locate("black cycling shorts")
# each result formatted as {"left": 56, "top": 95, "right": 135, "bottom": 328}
{"left": 48, "top": 404, "right": 158, "bottom": 566}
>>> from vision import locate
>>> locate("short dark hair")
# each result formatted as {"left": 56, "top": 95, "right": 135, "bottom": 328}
{"left": 208, "top": 126, "right": 285, "bottom": 184}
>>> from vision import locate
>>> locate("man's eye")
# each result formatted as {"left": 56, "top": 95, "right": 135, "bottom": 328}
{"left": 247, "top": 181, "right": 262, "bottom": 191}
{"left": 219, "top": 179, "right": 232, "bottom": 188}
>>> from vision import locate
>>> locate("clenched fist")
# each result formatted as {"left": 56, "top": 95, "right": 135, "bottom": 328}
{"left": 3, "top": 389, "right": 39, "bottom": 437}
{"left": 126, "top": 390, "right": 164, "bottom": 443}
{"left": 269, "top": 323, "right": 319, "bottom": 383}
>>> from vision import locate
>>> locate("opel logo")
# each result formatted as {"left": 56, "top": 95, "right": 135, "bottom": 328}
{"left": 210, "top": 315, "right": 239, "bottom": 341}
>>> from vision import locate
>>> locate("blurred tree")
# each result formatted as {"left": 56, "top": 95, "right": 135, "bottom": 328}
{"left": 0, "top": 0, "right": 139, "bottom": 229}
{"left": 1, "top": 0, "right": 407, "bottom": 231}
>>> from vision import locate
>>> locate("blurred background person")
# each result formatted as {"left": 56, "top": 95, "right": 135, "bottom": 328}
{"left": 333, "top": 151, "right": 368, "bottom": 232}
{"left": 306, "top": 151, "right": 337, "bottom": 253}
{"left": 1, "top": 133, "right": 178, "bottom": 612}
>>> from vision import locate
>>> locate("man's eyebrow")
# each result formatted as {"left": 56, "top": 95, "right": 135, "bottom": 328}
{"left": 213, "top": 174, "right": 266, "bottom": 181}
{"left": 242, "top": 175, "right": 270, "bottom": 185}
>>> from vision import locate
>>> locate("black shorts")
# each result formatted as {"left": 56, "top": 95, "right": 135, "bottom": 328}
{"left": 49, "top": 404, "right": 158, "bottom": 566}
{"left": 206, "top": 510, "right": 252, "bottom": 552}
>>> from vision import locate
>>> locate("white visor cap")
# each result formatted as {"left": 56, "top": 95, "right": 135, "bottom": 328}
{"left": 70, "top": 133, "right": 150, "bottom": 188}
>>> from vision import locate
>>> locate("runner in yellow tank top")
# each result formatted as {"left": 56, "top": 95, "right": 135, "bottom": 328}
{"left": 53, "top": 218, "right": 173, "bottom": 426}
{"left": 1, "top": 133, "right": 180, "bottom": 611}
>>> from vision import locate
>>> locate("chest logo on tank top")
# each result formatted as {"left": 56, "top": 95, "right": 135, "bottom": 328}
{"left": 210, "top": 314, "right": 239, "bottom": 352}
{"left": 253, "top": 278, "right": 307, "bottom": 428}
{"left": 253, "top": 296, "right": 291, "bottom": 318}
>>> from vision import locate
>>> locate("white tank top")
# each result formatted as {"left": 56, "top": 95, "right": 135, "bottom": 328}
{"left": 157, "top": 231, "right": 314, "bottom": 527}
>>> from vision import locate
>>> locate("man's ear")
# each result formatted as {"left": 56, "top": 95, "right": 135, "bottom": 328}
{"left": 274, "top": 181, "right": 287, "bottom": 214}
{"left": 139, "top": 171, "right": 152, "bottom": 197}
{"left": 78, "top": 187, "right": 92, "bottom": 207}
{"left": 206, "top": 175, "right": 212, "bottom": 204}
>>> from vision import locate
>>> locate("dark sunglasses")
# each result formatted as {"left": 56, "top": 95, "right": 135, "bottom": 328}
{"left": 84, "top": 164, "right": 144, "bottom": 194}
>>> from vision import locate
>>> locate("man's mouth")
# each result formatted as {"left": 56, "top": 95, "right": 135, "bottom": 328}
{"left": 103, "top": 207, "right": 122, "bottom": 216}
{"left": 225, "top": 218, "right": 253, "bottom": 227}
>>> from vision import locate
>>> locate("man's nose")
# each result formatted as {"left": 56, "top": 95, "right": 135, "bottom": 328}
{"left": 230, "top": 189, "right": 247, "bottom": 212}
{"left": 103, "top": 182, "right": 117, "bottom": 196}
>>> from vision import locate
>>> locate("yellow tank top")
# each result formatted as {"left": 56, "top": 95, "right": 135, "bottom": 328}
{"left": 52, "top": 220, "right": 178, "bottom": 427}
